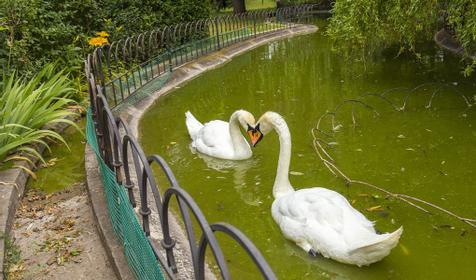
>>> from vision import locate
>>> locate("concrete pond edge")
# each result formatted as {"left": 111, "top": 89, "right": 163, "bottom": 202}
{"left": 121, "top": 24, "right": 318, "bottom": 137}
{"left": 434, "top": 28, "right": 476, "bottom": 60}
{"left": 84, "top": 145, "right": 135, "bottom": 280}
{"left": 84, "top": 24, "right": 318, "bottom": 280}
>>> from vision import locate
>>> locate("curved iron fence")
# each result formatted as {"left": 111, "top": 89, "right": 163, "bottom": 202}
{"left": 87, "top": 4, "right": 316, "bottom": 108}
{"left": 85, "top": 4, "right": 317, "bottom": 280}
{"left": 86, "top": 91, "right": 277, "bottom": 279}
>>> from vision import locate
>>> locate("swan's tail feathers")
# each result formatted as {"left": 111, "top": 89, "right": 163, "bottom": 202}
{"left": 185, "top": 111, "right": 203, "bottom": 140}
{"left": 349, "top": 227, "right": 403, "bottom": 266}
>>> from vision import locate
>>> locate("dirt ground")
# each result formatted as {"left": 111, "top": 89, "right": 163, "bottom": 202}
{"left": 5, "top": 183, "right": 117, "bottom": 280}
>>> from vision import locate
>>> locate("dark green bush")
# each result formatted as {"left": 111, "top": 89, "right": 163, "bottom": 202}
{"left": 0, "top": 0, "right": 212, "bottom": 78}
{"left": 100, "top": 0, "right": 212, "bottom": 39}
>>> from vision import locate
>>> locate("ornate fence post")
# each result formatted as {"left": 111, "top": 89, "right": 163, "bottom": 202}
{"left": 166, "top": 47, "right": 173, "bottom": 72}
{"left": 253, "top": 13, "right": 257, "bottom": 37}
{"left": 215, "top": 17, "right": 221, "bottom": 49}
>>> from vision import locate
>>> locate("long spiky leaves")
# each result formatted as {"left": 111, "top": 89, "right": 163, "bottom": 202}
{"left": 0, "top": 64, "right": 78, "bottom": 163}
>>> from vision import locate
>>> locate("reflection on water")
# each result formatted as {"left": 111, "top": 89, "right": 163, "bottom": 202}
{"left": 190, "top": 145, "right": 263, "bottom": 206}
{"left": 140, "top": 20, "right": 476, "bottom": 280}
{"left": 30, "top": 120, "right": 85, "bottom": 193}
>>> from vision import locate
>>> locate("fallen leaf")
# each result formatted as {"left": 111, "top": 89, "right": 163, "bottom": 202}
{"left": 47, "top": 256, "right": 56, "bottom": 266}
{"left": 400, "top": 244, "right": 410, "bottom": 255}
{"left": 366, "top": 205, "right": 382, "bottom": 212}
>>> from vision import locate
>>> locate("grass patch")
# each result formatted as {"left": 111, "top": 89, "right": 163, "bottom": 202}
{"left": 3, "top": 236, "right": 24, "bottom": 280}
{"left": 222, "top": 0, "right": 276, "bottom": 12}
{"left": 246, "top": 0, "right": 277, "bottom": 10}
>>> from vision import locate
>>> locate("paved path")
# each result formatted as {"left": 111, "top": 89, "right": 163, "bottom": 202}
{"left": 5, "top": 183, "right": 117, "bottom": 280}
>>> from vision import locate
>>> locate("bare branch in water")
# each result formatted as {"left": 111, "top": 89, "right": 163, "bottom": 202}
{"left": 426, "top": 88, "right": 442, "bottom": 109}
{"left": 311, "top": 86, "right": 476, "bottom": 228}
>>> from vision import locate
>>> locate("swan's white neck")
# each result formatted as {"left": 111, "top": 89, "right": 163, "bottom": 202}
{"left": 269, "top": 115, "right": 294, "bottom": 198}
{"left": 229, "top": 112, "right": 249, "bottom": 155}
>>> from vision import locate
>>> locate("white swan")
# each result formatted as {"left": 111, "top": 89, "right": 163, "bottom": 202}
{"left": 251, "top": 111, "right": 403, "bottom": 266}
{"left": 185, "top": 110, "right": 260, "bottom": 160}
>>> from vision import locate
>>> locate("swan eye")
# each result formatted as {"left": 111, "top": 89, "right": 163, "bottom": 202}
{"left": 247, "top": 123, "right": 254, "bottom": 132}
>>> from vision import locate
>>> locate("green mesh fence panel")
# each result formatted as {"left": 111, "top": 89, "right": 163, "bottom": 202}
{"left": 105, "top": 50, "right": 173, "bottom": 109}
{"left": 112, "top": 69, "right": 172, "bottom": 112}
{"left": 103, "top": 22, "right": 293, "bottom": 110}
{"left": 86, "top": 109, "right": 165, "bottom": 280}
{"left": 106, "top": 27, "right": 256, "bottom": 109}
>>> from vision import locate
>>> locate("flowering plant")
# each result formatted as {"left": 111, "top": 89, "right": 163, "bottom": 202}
{"left": 88, "top": 31, "right": 109, "bottom": 47}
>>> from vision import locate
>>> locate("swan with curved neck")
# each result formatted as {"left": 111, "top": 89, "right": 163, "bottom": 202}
{"left": 251, "top": 111, "right": 403, "bottom": 266}
{"left": 185, "top": 110, "right": 258, "bottom": 160}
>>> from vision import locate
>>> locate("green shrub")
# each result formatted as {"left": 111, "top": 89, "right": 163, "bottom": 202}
{"left": 0, "top": 63, "right": 78, "bottom": 163}
{"left": 0, "top": 0, "right": 100, "bottom": 76}
{"left": 0, "top": 0, "right": 213, "bottom": 79}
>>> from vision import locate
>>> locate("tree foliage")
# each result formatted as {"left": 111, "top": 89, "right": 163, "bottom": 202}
{"left": 0, "top": 0, "right": 212, "bottom": 76}
{"left": 327, "top": 0, "right": 476, "bottom": 75}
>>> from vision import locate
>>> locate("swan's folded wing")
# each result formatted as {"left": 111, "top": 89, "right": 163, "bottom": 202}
{"left": 192, "top": 120, "right": 237, "bottom": 159}
{"left": 307, "top": 188, "right": 377, "bottom": 248}
{"left": 272, "top": 190, "right": 347, "bottom": 253}
{"left": 199, "top": 120, "right": 232, "bottom": 149}
{"left": 273, "top": 190, "right": 346, "bottom": 233}
{"left": 297, "top": 189, "right": 346, "bottom": 231}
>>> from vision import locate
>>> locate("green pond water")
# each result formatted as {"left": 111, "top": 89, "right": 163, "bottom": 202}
{"left": 29, "top": 119, "right": 86, "bottom": 193}
{"left": 139, "top": 23, "right": 476, "bottom": 279}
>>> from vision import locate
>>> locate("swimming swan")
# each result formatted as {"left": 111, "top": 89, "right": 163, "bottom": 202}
{"left": 250, "top": 111, "right": 403, "bottom": 266}
{"left": 185, "top": 110, "right": 260, "bottom": 160}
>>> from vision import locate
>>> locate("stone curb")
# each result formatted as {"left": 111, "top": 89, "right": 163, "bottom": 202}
{"left": 0, "top": 162, "right": 32, "bottom": 280}
{"left": 84, "top": 145, "right": 134, "bottom": 280}
{"left": 0, "top": 119, "right": 77, "bottom": 280}
{"left": 434, "top": 28, "right": 476, "bottom": 60}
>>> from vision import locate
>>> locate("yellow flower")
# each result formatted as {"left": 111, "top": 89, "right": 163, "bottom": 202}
{"left": 96, "top": 31, "right": 109, "bottom": 38}
{"left": 88, "top": 36, "right": 109, "bottom": 47}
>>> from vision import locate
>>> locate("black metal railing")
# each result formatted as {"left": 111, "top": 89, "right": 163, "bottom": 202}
{"left": 87, "top": 4, "right": 316, "bottom": 108}
{"left": 85, "top": 4, "right": 317, "bottom": 280}
{"left": 87, "top": 90, "right": 278, "bottom": 280}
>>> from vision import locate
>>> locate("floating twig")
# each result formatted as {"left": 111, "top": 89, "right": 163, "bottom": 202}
{"left": 311, "top": 86, "right": 476, "bottom": 228}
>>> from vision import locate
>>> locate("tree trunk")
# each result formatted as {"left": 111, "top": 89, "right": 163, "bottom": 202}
{"left": 215, "top": 0, "right": 227, "bottom": 10}
{"left": 232, "top": 0, "right": 246, "bottom": 14}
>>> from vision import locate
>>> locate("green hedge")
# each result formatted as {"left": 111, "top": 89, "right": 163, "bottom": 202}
{"left": 0, "top": 0, "right": 212, "bottom": 77}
